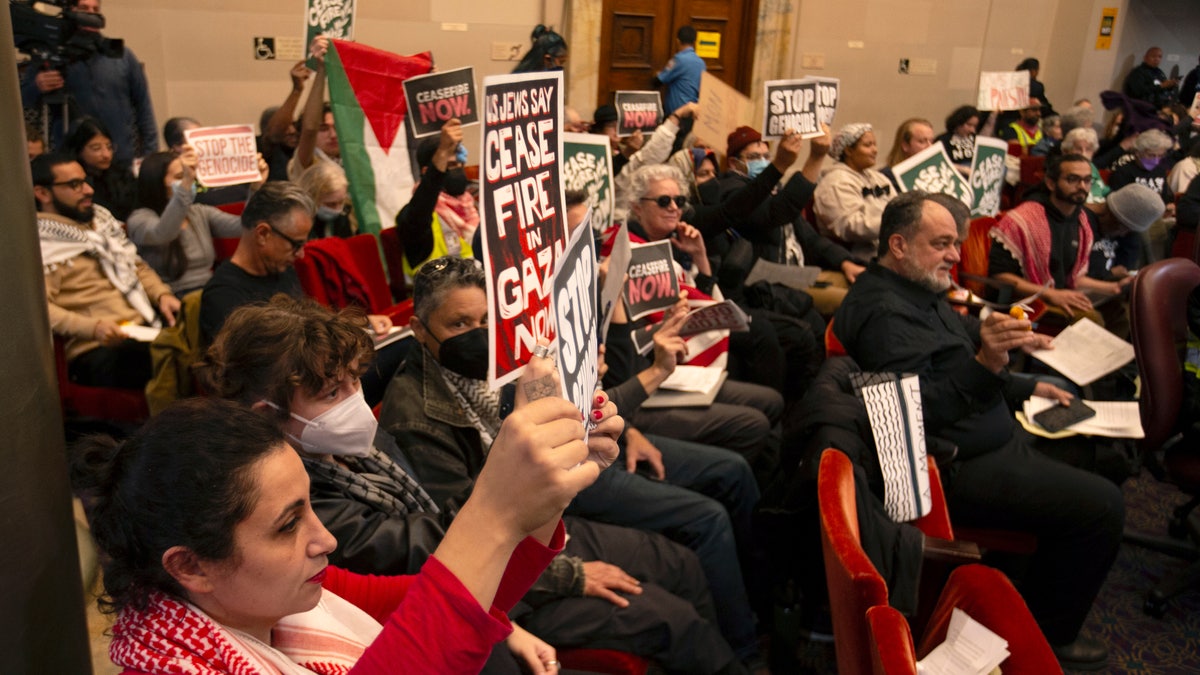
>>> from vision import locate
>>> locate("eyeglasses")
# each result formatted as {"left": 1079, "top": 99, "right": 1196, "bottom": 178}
{"left": 268, "top": 224, "right": 306, "bottom": 254}
{"left": 1062, "top": 175, "right": 1094, "bottom": 186}
{"left": 640, "top": 195, "right": 688, "bottom": 209}
{"left": 51, "top": 179, "right": 90, "bottom": 191}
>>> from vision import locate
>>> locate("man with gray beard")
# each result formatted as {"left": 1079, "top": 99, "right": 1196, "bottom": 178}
{"left": 832, "top": 191, "right": 1123, "bottom": 672}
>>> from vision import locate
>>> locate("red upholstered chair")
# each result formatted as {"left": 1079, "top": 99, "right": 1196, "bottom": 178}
{"left": 1127, "top": 258, "right": 1200, "bottom": 615}
{"left": 825, "top": 318, "right": 847, "bottom": 358}
{"left": 955, "top": 216, "right": 998, "bottom": 297}
{"left": 54, "top": 336, "right": 149, "bottom": 424}
{"left": 294, "top": 235, "right": 413, "bottom": 325}
{"left": 866, "top": 567, "right": 1061, "bottom": 675}
{"left": 212, "top": 237, "right": 240, "bottom": 265}
{"left": 820, "top": 451, "right": 1058, "bottom": 675}
{"left": 378, "top": 227, "right": 409, "bottom": 301}
{"left": 819, "top": 449, "right": 890, "bottom": 675}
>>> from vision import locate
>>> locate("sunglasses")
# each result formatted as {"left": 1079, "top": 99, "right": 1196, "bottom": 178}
{"left": 640, "top": 195, "right": 688, "bottom": 209}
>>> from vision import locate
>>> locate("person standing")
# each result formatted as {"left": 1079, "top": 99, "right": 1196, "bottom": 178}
{"left": 20, "top": 0, "right": 158, "bottom": 164}
{"left": 1124, "top": 47, "right": 1179, "bottom": 109}
{"left": 656, "top": 26, "right": 706, "bottom": 153}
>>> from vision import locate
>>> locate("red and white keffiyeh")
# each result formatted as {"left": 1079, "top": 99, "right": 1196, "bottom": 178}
{"left": 110, "top": 591, "right": 382, "bottom": 675}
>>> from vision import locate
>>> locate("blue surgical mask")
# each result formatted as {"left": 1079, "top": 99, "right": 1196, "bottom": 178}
{"left": 455, "top": 144, "right": 468, "bottom": 165}
{"left": 745, "top": 158, "right": 769, "bottom": 179}
{"left": 316, "top": 205, "right": 342, "bottom": 222}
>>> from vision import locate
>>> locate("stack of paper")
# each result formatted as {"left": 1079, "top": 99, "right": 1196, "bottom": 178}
{"left": 1022, "top": 396, "right": 1144, "bottom": 438}
{"left": 1030, "top": 318, "right": 1134, "bottom": 386}
{"left": 371, "top": 326, "right": 413, "bottom": 350}
{"left": 642, "top": 367, "right": 728, "bottom": 408}
{"left": 917, "top": 609, "right": 1010, "bottom": 675}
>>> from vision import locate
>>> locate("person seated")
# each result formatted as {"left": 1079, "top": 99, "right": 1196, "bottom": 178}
{"left": 204, "top": 296, "right": 742, "bottom": 674}
{"left": 1030, "top": 114, "right": 1063, "bottom": 157}
{"left": 832, "top": 191, "right": 1124, "bottom": 671}
{"left": 197, "top": 181, "right": 400, "bottom": 405}
{"left": 394, "top": 119, "right": 477, "bottom": 277}
{"left": 590, "top": 104, "right": 643, "bottom": 177}
{"left": 127, "top": 148, "right": 266, "bottom": 297}
{"left": 881, "top": 117, "right": 935, "bottom": 190}
{"left": 813, "top": 123, "right": 895, "bottom": 260}
{"left": 989, "top": 154, "right": 1124, "bottom": 321}
{"left": 69, "top": 385, "right": 616, "bottom": 674}
{"left": 997, "top": 98, "right": 1045, "bottom": 154}
{"left": 163, "top": 115, "right": 260, "bottom": 207}
{"left": 379, "top": 256, "right": 767, "bottom": 673}
{"left": 1167, "top": 137, "right": 1200, "bottom": 196}
{"left": 1087, "top": 183, "right": 1166, "bottom": 283}
{"left": 260, "top": 61, "right": 310, "bottom": 181}
{"left": 1060, "top": 127, "right": 1111, "bottom": 204}
{"left": 298, "top": 160, "right": 355, "bottom": 239}
{"left": 35, "top": 153, "right": 180, "bottom": 390}
{"left": 66, "top": 116, "right": 137, "bottom": 222}
{"left": 933, "top": 105, "right": 980, "bottom": 170}
{"left": 1107, "top": 128, "right": 1177, "bottom": 214}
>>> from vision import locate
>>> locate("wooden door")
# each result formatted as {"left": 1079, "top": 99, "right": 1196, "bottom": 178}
{"left": 598, "top": 0, "right": 758, "bottom": 106}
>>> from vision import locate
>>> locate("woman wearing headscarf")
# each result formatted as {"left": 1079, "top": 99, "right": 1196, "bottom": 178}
{"left": 813, "top": 123, "right": 895, "bottom": 260}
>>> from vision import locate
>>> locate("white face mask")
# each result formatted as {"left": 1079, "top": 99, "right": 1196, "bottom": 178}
{"left": 265, "top": 387, "right": 377, "bottom": 457}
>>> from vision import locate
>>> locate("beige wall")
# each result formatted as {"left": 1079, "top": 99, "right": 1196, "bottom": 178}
{"left": 98, "top": 0, "right": 553, "bottom": 156}
{"left": 94, "top": 0, "right": 1190, "bottom": 162}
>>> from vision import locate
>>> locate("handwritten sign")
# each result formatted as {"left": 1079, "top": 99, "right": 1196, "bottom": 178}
{"left": 622, "top": 240, "right": 680, "bottom": 321}
{"left": 977, "top": 71, "right": 1030, "bottom": 112}
{"left": 402, "top": 67, "right": 479, "bottom": 138}
{"left": 305, "top": 0, "right": 355, "bottom": 70}
{"left": 615, "top": 90, "right": 664, "bottom": 135}
{"left": 562, "top": 132, "right": 614, "bottom": 234}
{"left": 182, "top": 125, "right": 260, "bottom": 188}
{"left": 892, "top": 142, "right": 972, "bottom": 205}
{"left": 552, "top": 210, "right": 599, "bottom": 417}
{"left": 968, "top": 136, "right": 1009, "bottom": 216}
{"left": 763, "top": 77, "right": 838, "bottom": 139}
{"left": 480, "top": 71, "right": 567, "bottom": 387}
{"left": 695, "top": 71, "right": 752, "bottom": 150}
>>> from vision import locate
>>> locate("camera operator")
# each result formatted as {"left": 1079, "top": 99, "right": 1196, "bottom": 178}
{"left": 19, "top": 0, "right": 158, "bottom": 165}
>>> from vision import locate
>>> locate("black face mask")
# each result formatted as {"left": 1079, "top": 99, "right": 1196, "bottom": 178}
{"left": 434, "top": 326, "right": 488, "bottom": 380}
{"left": 443, "top": 168, "right": 469, "bottom": 197}
{"left": 696, "top": 179, "right": 721, "bottom": 206}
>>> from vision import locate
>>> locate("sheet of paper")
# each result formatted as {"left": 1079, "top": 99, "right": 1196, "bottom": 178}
{"left": 744, "top": 259, "right": 822, "bottom": 289}
{"left": 1030, "top": 318, "right": 1134, "bottom": 386}
{"left": 658, "top": 365, "right": 725, "bottom": 393}
{"left": 917, "top": 608, "right": 1010, "bottom": 675}
{"left": 120, "top": 324, "right": 161, "bottom": 342}
{"left": 1023, "top": 396, "right": 1145, "bottom": 438}
{"left": 371, "top": 326, "right": 413, "bottom": 351}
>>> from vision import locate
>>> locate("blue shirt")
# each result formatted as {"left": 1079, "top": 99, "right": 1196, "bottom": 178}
{"left": 658, "top": 46, "right": 706, "bottom": 112}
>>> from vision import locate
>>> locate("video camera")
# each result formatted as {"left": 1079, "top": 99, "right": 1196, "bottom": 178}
{"left": 10, "top": 0, "right": 123, "bottom": 69}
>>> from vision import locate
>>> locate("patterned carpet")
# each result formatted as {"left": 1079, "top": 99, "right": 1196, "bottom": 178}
{"left": 774, "top": 468, "right": 1200, "bottom": 674}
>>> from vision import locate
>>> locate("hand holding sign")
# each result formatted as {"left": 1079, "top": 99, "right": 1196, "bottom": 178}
{"left": 433, "top": 118, "right": 464, "bottom": 172}
{"left": 651, "top": 294, "right": 690, "bottom": 374}
{"left": 772, "top": 129, "right": 802, "bottom": 170}
{"left": 183, "top": 125, "right": 261, "bottom": 188}
{"left": 178, "top": 144, "right": 198, "bottom": 184}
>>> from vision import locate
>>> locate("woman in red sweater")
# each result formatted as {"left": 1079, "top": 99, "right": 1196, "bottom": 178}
{"left": 72, "top": 357, "right": 619, "bottom": 674}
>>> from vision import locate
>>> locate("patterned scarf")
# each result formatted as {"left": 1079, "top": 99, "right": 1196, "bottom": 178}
{"left": 38, "top": 207, "right": 159, "bottom": 326}
{"left": 433, "top": 191, "right": 480, "bottom": 258}
{"left": 990, "top": 199, "right": 1093, "bottom": 288}
{"left": 110, "top": 590, "right": 381, "bottom": 675}
{"left": 302, "top": 446, "right": 441, "bottom": 517}
{"left": 439, "top": 366, "right": 501, "bottom": 449}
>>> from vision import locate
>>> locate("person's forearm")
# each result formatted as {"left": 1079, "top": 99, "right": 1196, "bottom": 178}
{"left": 433, "top": 499, "right": 523, "bottom": 609}
{"left": 637, "top": 362, "right": 673, "bottom": 396}
{"left": 993, "top": 272, "right": 1042, "bottom": 297}
{"left": 267, "top": 89, "right": 304, "bottom": 143}
{"left": 295, "top": 66, "right": 326, "bottom": 169}
{"left": 1075, "top": 275, "right": 1117, "bottom": 293}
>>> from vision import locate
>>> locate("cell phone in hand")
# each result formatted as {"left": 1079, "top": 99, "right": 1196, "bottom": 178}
{"left": 1033, "top": 397, "right": 1096, "bottom": 433}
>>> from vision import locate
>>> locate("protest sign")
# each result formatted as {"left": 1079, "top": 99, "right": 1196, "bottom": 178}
{"left": 968, "top": 136, "right": 1009, "bottom": 216}
{"left": 615, "top": 91, "right": 663, "bottom": 135}
{"left": 763, "top": 79, "right": 820, "bottom": 139}
{"left": 480, "top": 71, "right": 568, "bottom": 387}
{"left": 182, "top": 125, "right": 260, "bottom": 188}
{"left": 892, "top": 142, "right": 973, "bottom": 205}
{"left": 599, "top": 223, "right": 631, "bottom": 341}
{"left": 695, "top": 71, "right": 752, "bottom": 150}
{"left": 812, "top": 77, "right": 840, "bottom": 128}
{"left": 763, "top": 77, "right": 838, "bottom": 139}
{"left": 623, "top": 240, "right": 680, "bottom": 321}
{"left": 977, "top": 71, "right": 1030, "bottom": 111}
{"left": 678, "top": 300, "right": 750, "bottom": 337}
{"left": 402, "top": 67, "right": 479, "bottom": 138}
{"left": 305, "top": 0, "right": 355, "bottom": 70}
{"left": 562, "top": 132, "right": 614, "bottom": 234}
{"left": 552, "top": 210, "right": 599, "bottom": 417}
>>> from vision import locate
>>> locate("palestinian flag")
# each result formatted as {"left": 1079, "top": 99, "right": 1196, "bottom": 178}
{"left": 325, "top": 39, "right": 432, "bottom": 234}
